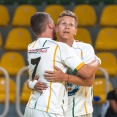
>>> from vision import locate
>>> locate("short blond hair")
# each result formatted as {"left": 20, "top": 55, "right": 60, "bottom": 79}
{"left": 57, "top": 10, "right": 78, "bottom": 28}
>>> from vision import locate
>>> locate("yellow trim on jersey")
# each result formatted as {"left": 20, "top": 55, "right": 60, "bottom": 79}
{"left": 85, "top": 87, "right": 88, "bottom": 98}
{"left": 81, "top": 50, "right": 83, "bottom": 59}
{"left": 84, "top": 87, "right": 88, "bottom": 114}
{"left": 76, "top": 62, "right": 85, "bottom": 70}
{"left": 53, "top": 45, "right": 58, "bottom": 71}
{"left": 31, "top": 90, "right": 34, "bottom": 94}
{"left": 46, "top": 45, "right": 58, "bottom": 112}
{"left": 46, "top": 82, "right": 52, "bottom": 112}
{"left": 73, "top": 62, "right": 85, "bottom": 74}
{"left": 27, "top": 97, "right": 32, "bottom": 107}
{"left": 32, "top": 40, "right": 38, "bottom": 48}
{"left": 91, "top": 86, "right": 93, "bottom": 98}
{"left": 84, "top": 100, "right": 88, "bottom": 114}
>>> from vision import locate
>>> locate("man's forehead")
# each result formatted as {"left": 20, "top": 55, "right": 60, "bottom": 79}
{"left": 61, "top": 16, "right": 74, "bottom": 19}
{"left": 60, "top": 18, "right": 76, "bottom": 23}
{"left": 60, "top": 16, "right": 75, "bottom": 20}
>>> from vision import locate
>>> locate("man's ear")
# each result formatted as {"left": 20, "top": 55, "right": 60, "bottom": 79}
{"left": 34, "top": 32, "right": 38, "bottom": 37}
{"left": 48, "top": 22, "right": 53, "bottom": 29}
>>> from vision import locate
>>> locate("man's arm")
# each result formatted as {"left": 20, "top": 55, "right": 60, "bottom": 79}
{"left": 60, "top": 44, "right": 100, "bottom": 79}
{"left": 27, "top": 76, "right": 47, "bottom": 93}
{"left": 76, "top": 57, "right": 100, "bottom": 79}
{"left": 44, "top": 66, "right": 95, "bottom": 86}
{"left": 28, "top": 56, "right": 100, "bottom": 91}
{"left": 76, "top": 44, "right": 100, "bottom": 79}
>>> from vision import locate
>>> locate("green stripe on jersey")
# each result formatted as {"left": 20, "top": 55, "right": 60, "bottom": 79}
{"left": 42, "top": 40, "right": 47, "bottom": 47}
{"left": 34, "top": 100, "right": 37, "bottom": 109}
{"left": 72, "top": 97, "right": 75, "bottom": 117}
{"left": 72, "top": 68, "right": 77, "bottom": 74}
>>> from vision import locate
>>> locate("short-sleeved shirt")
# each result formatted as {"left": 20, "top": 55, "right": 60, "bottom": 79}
{"left": 105, "top": 89, "right": 117, "bottom": 117}
{"left": 65, "top": 40, "right": 95, "bottom": 117}
{"left": 27, "top": 38, "right": 85, "bottom": 116}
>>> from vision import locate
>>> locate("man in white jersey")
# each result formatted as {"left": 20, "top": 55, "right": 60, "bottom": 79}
{"left": 25, "top": 12, "right": 100, "bottom": 117}
{"left": 30, "top": 10, "right": 99, "bottom": 117}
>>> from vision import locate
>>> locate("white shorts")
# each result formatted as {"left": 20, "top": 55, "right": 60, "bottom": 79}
{"left": 24, "top": 107, "right": 65, "bottom": 117}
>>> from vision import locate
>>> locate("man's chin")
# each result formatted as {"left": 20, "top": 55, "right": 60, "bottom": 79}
{"left": 61, "top": 36, "right": 69, "bottom": 40}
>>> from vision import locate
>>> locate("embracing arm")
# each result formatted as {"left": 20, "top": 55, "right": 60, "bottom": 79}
{"left": 27, "top": 58, "right": 100, "bottom": 91}
{"left": 44, "top": 66, "right": 95, "bottom": 86}
{"left": 65, "top": 74, "right": 95, "bottom": 86}
{"left": 44, "top": 57, "right": 101, "bottom": 86}
{"left": 27, "top": 79, "right": 31, "bottom": 89}
{"left": 77, "top": 57, "right": 100, "bottom": 79}
{"left": 27, "top": 76, "right": 47, "bottom": 93}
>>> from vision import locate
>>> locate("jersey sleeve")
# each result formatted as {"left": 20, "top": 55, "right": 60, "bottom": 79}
{"left": 82, "top": 44, "right": 95, "bottom": 64}
{"left": 58, "top": 42, "right": 85, "bottom": 74}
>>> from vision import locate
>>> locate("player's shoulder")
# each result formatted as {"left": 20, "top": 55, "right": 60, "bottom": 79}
{"left": 74, "top": 40, "right": 93, "bottom": 49}
{"left": 47, "top": 39, "right": 59, "bottom": 45}
{"left": 28, "top": 41, "right": 36, "bottom": 49}
{"left": 57, "top": 42, "right": 72, "bottom": 49}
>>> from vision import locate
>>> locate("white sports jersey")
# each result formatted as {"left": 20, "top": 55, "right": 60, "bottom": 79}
{"left": 27, "top": 38, "right": 85, "bottom": 116}
{"left": 24, "top": 107, "right": 65, "bottom": 117}
{"left": 65, "top": 40, "right": 95, "bottom": 117}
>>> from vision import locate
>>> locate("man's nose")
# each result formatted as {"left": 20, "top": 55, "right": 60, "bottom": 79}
{"left": 65, "top": 24, "right": 70, "bottom": 29}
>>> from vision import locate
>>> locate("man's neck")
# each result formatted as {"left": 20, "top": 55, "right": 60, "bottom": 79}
{"left": 37, "top": 31, "right": 53, "bottom": 39}
{"left": 59, "top": 38, "right": 74, "bottom": 47}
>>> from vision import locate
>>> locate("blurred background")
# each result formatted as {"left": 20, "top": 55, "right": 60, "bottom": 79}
{"left": 0, "top": 0, "right": 117, "bottom": 117}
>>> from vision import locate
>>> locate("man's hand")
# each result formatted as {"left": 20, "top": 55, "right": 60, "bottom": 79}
{"left": 32, "top": 75, "right": 39, "bottom": 81}
{"left": 28, "top": 76, "right": 48, "bottom": 93}
{"left": 44, "top": 66, "right": 66, "bottom": 82}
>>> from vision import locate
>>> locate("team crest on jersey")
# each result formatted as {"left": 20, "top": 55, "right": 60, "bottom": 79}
{"left": 66, "top": 83, "right": 80, "bottom": 96}
{"left": 28, "top": 47, "right": 49, "bottom": 54}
